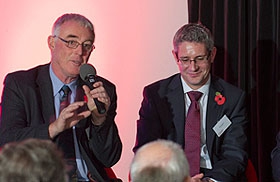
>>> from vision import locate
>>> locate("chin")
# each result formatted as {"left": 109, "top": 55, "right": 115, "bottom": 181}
{"left": 187, "top": 79, "right": 205, "bottom": 88}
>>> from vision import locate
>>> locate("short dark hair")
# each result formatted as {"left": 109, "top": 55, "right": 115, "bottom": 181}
{"left": 173, "top": 23, "right": 214, "bottom": 53}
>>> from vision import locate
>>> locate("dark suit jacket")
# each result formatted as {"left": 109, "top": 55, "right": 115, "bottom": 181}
{"left": 133, "top": 73, "right": 248, "bottom": 182}
{"left": 0, "top": 63, "right": 122, "bottom": 181}
{"left": 271, "top": 131, "right": 280, "bottom": 181}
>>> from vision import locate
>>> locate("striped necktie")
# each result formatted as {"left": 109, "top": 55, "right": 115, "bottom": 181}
{"left": 59, "top": 85, "right": 71, "bottom": 113}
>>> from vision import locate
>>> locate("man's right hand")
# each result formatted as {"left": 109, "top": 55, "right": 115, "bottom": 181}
{"left": 48, "top": 101, "right": 91, "bottom": 138}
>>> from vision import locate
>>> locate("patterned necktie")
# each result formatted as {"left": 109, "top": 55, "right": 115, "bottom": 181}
{"left": 184, "top": 91, "right": 203, "bottom": 176}
{"left": 57, "top": 85, "right": 75, "bottom": 159}
{"left": 59, "top": 85, "right": 71, "bottom": 113}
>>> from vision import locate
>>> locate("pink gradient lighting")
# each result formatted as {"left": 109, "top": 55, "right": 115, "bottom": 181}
{"left": 0, "top": 0, "right": 188, "bottom": 180}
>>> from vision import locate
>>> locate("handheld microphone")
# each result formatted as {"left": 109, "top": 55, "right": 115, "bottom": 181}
{"left": 80, "top": 64, "right": 106, "bottom": 114}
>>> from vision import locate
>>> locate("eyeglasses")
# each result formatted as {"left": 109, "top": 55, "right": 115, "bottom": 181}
{"left": 55, "top": 36, "right": 95, "bottom": 53}
{"left": 177, "top": 52, "right": 211, "bottom": 65}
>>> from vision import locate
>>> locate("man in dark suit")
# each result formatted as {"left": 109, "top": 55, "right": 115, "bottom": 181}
{"left": 271, "top": 131, "right": 280, "bottom": 181}
{"left": 133, "top": 23, "right": 248, "bottom": 181}
{"left": 0, "top": 13, "right": 122, "bottom": 182}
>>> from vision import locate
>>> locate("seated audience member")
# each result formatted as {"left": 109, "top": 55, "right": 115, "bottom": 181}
{"left": 271, "top": 130, "right": 280, "bottom": 181}
{"left": 130, "top": 139, "right": 191, "bottom": 182}
{"left": 0, "top": 138, "right": 68, "bottom": 182}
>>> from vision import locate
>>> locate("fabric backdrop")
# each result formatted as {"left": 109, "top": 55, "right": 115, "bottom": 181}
{"left": 188, "top": 0, "right": 280, "bottom": 181}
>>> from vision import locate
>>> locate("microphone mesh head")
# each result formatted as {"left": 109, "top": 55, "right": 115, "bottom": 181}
{"left": 79, "top": 64, "right": 97, "bottom": 81}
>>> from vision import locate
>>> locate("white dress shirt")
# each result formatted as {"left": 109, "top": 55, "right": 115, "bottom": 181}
{"left": 181, "top": 75, "right": 213, "bottom": 169}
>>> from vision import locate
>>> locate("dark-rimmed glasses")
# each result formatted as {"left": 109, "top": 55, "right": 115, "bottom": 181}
{"left": 54, "top": 36, "right": 95, "bottom": 53}
{"left": 177, "top": 52, "right": 211, "bottom": 65}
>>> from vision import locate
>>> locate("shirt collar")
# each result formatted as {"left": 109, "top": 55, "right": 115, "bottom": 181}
{"left": 181, "top": 75, "right": 211, "bottom": 96}
{"left": 49, "top": 66, "right": 77, "bottom": 96}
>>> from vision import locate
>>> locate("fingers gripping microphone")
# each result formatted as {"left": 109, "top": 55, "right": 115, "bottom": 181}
{"left": 80, "top": 64, "right": 106, "bottom": 114}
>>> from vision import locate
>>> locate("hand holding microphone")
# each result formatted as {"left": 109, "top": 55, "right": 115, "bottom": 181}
{"left": 80, "top": 64, "right": 107, "bottom": 114}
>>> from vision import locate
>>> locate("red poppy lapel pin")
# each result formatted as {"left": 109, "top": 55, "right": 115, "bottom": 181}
{"left": 84, "top": 95, "right": 88, "bottom": 103}
{"left": 215, "top": 92, "right": 226, "bottom": 105}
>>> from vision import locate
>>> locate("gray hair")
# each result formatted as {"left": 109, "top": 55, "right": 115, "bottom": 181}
{"left": 0, "top": 138, "right": 67, "bottom": 182}
{"left": 173, "top": 23, "right": 214, "bottom": 53}
{"left": 130, "top": 139, "right": 189, "bottom": 182}
{"left": 52, "top": 13, "right": 95, "bottom": 42}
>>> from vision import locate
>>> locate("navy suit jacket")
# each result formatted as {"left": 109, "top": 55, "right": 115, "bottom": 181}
{"left": 271, "top": 131, "right": 280, "bottom": 181}
{"left": 0, "top": 63, "right": 122, "bottom": 181}
{"left": 133, "top": 73, "right": 248, "bottom": 181}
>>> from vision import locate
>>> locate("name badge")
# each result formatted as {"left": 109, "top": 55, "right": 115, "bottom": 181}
{"left": 212, "top": 115, "right": 232, "bottom": 137}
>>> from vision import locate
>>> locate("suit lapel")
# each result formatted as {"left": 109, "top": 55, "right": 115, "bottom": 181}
{"left": 36, "top": 64, "right": 56, "bottom": 123}
{"left": 206, "top": 76, "right": 224, "bottom": 155}
{"left": 166, "top": 74, "right": 186, "bottom": 146}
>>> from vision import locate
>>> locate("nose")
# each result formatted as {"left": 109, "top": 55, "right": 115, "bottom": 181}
{"left": 188, "top": 60, "right": 198, "bottom": 70}
{"left": 74, "top": 44, "right": 84, "bottom": 55}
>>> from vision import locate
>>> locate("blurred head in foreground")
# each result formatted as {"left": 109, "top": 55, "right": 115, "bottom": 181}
{"left": 0, "top": 138, "right": 68, "bottom": 182}
{"left": 130, "top": 139, "right": 190, "bottom": 182}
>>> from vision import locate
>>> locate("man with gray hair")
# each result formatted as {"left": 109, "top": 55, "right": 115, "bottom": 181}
{"left": 0, "top": 138, "right": 68, "bottom": 182}
{"left": 130, "top": 139, "right": 191, "bottom": 182}
{"left": 0, "top": 13, "right": 122, "bottom": 181}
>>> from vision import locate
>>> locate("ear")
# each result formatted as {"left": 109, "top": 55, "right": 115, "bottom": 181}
{"left": 209, "top": 47, "right": 217, "bottom": 63}
{"left": 47, "top": 35, "right": 55, "bottom": 50}
{"left": 172, "top": 50, "right": 179, "bottom": 63}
